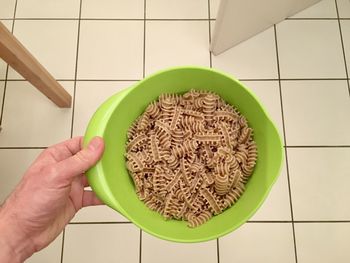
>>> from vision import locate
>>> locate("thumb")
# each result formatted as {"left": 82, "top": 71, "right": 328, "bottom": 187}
{"left": 55, "top": 137, "right": 104, "bottom": 183}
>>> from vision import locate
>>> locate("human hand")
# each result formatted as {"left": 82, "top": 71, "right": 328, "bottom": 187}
{"left": 0, "top": 136, "right": 104, "bottom": 262}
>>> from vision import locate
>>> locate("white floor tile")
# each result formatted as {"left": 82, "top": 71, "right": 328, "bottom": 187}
{"left": 73, "top": 81, "right": 134, "bottom": 136}
{"left": 81, "top": 0, "right": 144, "bottom": 19}
{"left": 146, "top": 0, "right": 208, "bottom": 19}
{"left": 341, "top": 20, "right": 350, "bottom": 74}
{"left": 8, "top": 20, "right": 78, "bottom": 79}
{"left": 282, "top": 80, "right": 350, "bottom": 145}
{"left": 0, "top": 0, "right": 15, "bottom": 18}
{"left": 295, "top": 223, "right": 350, "bottom": 263}
{"left": 212, "top": 26, "right": 278, "bottom": 79}
{"left": 72, "top": 205, "right": 129, "bottom": 222}
{"left": 337, "top": 0, "right": 350, "bottom": 18}
{"left": 63, "top": 224, "right": 139, "bottom": 263}
{"left": 142, "top": 232, "right": 216, "bottom": 263}
{"left": 78, "top": 21, "right": 143, "bottom": 80}
{"left": 291, "top": 0, "right": 337, "bottom": 18}
{"left": 0, "top": 20, "right": 12, "bottom": 80}
{"left": 210, "top": 0, "right": 220, "bottom": 19}
{"left": 145, "top": 21, "right": 210, "bottom": 75}
{"left": 277, "top": 20, "right": 346, "bottom": 78}
{"left": 0, "top": 81, "right": 73, "bottom": 147}
{"left": 250, "top": 164, "right": 292, "bottom": 221}
{"left": 288, "top": 148, "right": 350, "bottom": 220}
{"left": 220, "top": 223, "right": 295, "bottom": 263}
{"left": 27, "top": 234, "right": 62, "bottom": 263}
{"left": 0, "top": 149, "right": 41, "bottom": 202}
{"left": 16, "top": 0, "right": 80, "bottom": 18}
{"left": 241, "top": 80, "right": 284, "bottom": 137}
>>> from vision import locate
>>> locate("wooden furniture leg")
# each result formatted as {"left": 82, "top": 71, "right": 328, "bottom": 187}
{"left": 0, "top": 21, "right": 71, "bottom": 108}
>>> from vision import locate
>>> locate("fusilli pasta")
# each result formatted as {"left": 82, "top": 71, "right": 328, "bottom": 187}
{"left": 125, "top": 90, "right": 257, "bottom": 228}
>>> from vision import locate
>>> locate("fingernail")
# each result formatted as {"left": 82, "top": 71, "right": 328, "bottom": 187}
{"left": 88, "top": 137, "right": 103, "bottom": 150}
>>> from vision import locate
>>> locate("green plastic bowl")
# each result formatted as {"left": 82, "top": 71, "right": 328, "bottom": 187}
{"left": 84, "top": 66, "right": 284, "bottom": 243}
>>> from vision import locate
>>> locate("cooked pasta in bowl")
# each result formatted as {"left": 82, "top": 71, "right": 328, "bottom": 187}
{"left": 84, "top": 66, "right": 283, "bottom": 242}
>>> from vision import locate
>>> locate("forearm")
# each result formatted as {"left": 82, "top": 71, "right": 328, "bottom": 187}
{"left": 0, "top": 201, "right": 35, "bottom": 263}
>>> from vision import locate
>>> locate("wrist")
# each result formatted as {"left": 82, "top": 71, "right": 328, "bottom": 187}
{"left": 0, "top": 201, "right": 36, "bottom": 262}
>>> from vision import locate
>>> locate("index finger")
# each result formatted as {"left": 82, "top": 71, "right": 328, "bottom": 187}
{"left": 35, "top": 136, "right": 84, "bottom": 165}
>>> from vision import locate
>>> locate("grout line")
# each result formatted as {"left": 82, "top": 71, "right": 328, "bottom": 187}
{"left": 3, "top": 79, "right": 141, "bottom": 81}
{"left": 335, "top": 0, "right": 350, "bottom": 97}
{"left": 140, "top": 4, "right": 146, "bottom": 263}
{"left": 62, "top": 1, "right": 82, "bottom": 261}
{"left": 60, "top": 229, "right": 65, "bottom": 263}
{"left": 216, "top": 238, "right": 220, "bottom": 263}
{"left": 9, "top": 17, "right": 350, "bottom": 21}
{"left": 68, "top": 221, "right": 132, "bottom": 225}
{"left": 208, "top": 0, "right": 212, "bottom": 68}
{"left": 11, "top": 17, "right": 217, "bottom": 21}
{"left": 274, "top": 24, "right": 298, "bottom": 263}
{"left": 70, "top": 0, "right": 83, "bottom": 138}
{"left": 139, "top": 230, "right": 143, "bottom": 263}
{"left": 2, "top": 78, "right": 348, "bottom": 82}
{"left": 143, "top": 0, "right": 146, "bottom": 78}
{"left": 294, "top": 220, "right": 350, "bottom": 223}
{"left": 285, "top": 145, "right": 350, "bottom": 148}
{"left": 0, "top": 146, "right": 47, "bottom": 149}
{"left": 286, "top": 17, "right": 339, "bottom": 20}
{"left": 247, "top": 220, "right": 350, "bottom": 223}
{"left": 67, "top": 220, "right": 350, "bottom": 224}
{"left": 0, "top": 0, "right": 18, "bottom": 127}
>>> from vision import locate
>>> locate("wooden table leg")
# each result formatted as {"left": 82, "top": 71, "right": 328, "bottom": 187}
{"left": 0, "top": 21, "right": 71, "bottom": 108}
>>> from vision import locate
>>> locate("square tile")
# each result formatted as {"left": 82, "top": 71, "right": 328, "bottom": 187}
{"left": 341, "top": 21, "right": 350, "bottom": 74}
{"left": 145, "top": 21, "right": 210, "bottom": 75}
{"left": 73, "top": 81, "right": 134, "bottom": 136}
{"left": 0, "top": 149, "right": 41, "bottom": 202}
{"left": 63, "top": 224, "right": 139, "bottom": 262}
{"left": 337, "top": 0, "right": 350, "bottom": 18}
{"left": 281, "top": 80, "right": 350, "bottom": 145}
{"left": 0, "top": 0, "right": 16, "bottom": 18}
{"left": 290, "top": 0, "right": 337, "bottom": 18}
{"left": 78, "top": 21, "right": 143, "bottom": 80}
{"left": 212, "top": 26, "right": 278, "bottom": 79}
{"left": 8, "top": 20, "right": 78, "bottom": 80}
{"left": 277, "top": 20, "right": 346, "bottom": 78}
{"left": 81, "top": 0, "right": 144, "bottom": 19}
{"left": 71, "top": 205, "right": 128, "bottom": 222}
{"left": 220, "top": 223, "right": 295, "bottom": 263}
{"left": 146, "top": 0, "right": 208, "bottom": 19}
{"left": 241, "top": 81, "right": 283, "bottom": 136}
{"left": 16, "top": 0, "right": 80, "bottom": 18}
{"left": 27, "top": 234, "right": 62, "bottom": 263}
{"left": 288, "top": 148, "right": 350, "bottom": 220}
{"left": 250, "top": 164, "right": 291, "bottom": 221}
{"left": 210, "top": 0, "right": 220, "bottom": 19}
{"left": 0, "top": 81, "right": 73, "bottom": 147}
{"left": 0, "top": 20, "right": 13, "bottom": 80}
{"left": 142, "top": 232, "right": 216, "bottom": 263}
{"left": 295, "top": 223, "right": 350, "bottom": 263}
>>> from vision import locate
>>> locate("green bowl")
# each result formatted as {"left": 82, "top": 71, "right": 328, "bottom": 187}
{"left": 84, "top": 66, "right": 284, "bottom": 243}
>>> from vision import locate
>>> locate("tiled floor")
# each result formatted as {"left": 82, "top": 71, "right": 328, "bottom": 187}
{"left": 0, "top": 0, "right": 349, "bottom": 262}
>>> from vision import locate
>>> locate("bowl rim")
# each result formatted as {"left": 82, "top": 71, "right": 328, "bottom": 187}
{"left": 84, "top": 65, "right": 284, "bottom": 242}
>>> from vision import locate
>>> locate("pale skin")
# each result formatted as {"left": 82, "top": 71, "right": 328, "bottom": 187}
{"left": 0, "top": 136, "right": 105, "bottom": 263}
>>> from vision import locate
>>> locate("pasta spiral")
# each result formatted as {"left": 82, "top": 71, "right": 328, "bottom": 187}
{"left": 125, "top": 90, "right": 257, "bottom": 228}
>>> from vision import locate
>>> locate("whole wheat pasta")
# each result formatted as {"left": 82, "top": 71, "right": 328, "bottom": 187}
{"left": 125, "top": 90, "right": 257, "bottom": 228}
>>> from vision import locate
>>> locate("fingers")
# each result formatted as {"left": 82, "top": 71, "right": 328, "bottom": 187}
{"left": 81, "top": 176, "right": 90, "bottom": 188}
{"left": 82, "top": 190, "right": 104, "bottom": 207}
{"left": 54, "top": 137, "right": 104, "bottom": 184}
{"left": 35, "top": 136, "right": 84, "bottom": 165}
{"left": 51, "top": 136, "right": 84, "bottom": 156}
